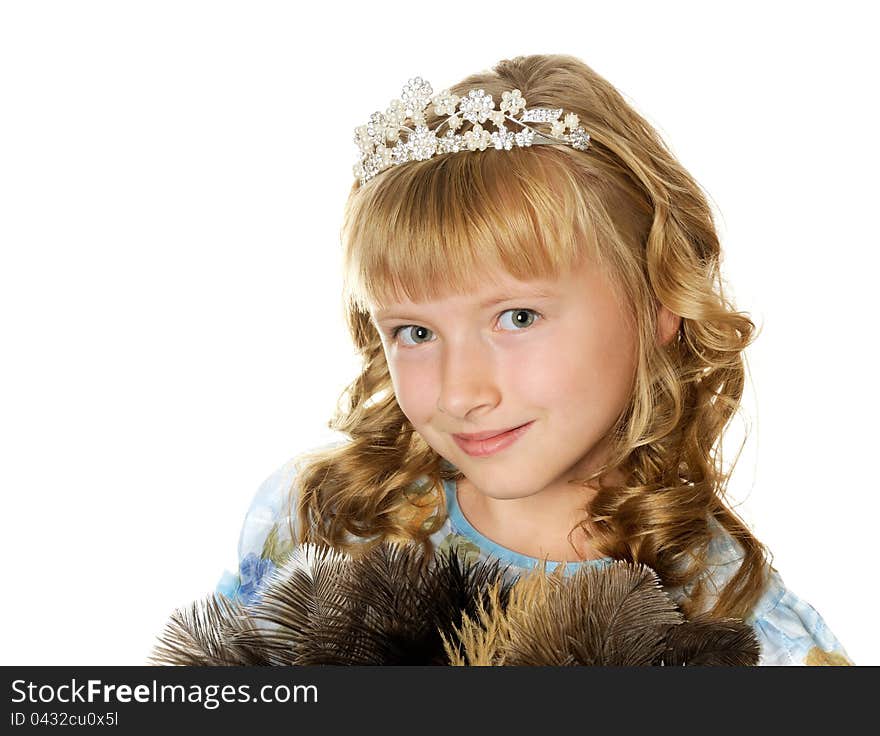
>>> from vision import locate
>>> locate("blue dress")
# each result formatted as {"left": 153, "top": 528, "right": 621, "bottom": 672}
{"left": 216, "top": 453, "right": 853, "bottom": 666}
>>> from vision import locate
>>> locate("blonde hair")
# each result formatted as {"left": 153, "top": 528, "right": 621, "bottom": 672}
{"left": 283, "top": 53, "right": 771, "bottom": 620}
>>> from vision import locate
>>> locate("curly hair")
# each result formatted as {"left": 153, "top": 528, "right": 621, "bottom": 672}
{"left": 280, "top": 53, "right": 771, "bottom": 621}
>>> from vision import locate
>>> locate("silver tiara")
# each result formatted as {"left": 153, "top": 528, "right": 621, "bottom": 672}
{"left": 353, "top": 76, "right": 591, "bottom": 185}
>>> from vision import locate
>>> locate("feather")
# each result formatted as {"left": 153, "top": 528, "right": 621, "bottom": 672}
{"left": 148, "top": 591, "right": 263, "bottom": 666}
{"left": 424, "top": 544, "right": 516, "bottom": 648}
{"left": 153, "top": 542, "right": 760, "bottom": 666}
{"left": 236, "top": 542, "right": 353, "bottom": 665}
{"left": 296, "top": 540, "right": 512, "bottom": 665}
{"left": 294, "top": 540, "right": 431, "bottom": 664}
{"left": 442, "top": 577, "right": 512, "bottom": 666}
{"left": 501, "top": 561, "right": 683, "bottom": 666}
{"left": 659, "top": 615, "right": 760, "bottom": 666}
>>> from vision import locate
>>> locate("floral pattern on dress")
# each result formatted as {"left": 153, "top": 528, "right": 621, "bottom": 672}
{"left": 437, "top": 532, "right": 482, "bottom": 567}
{"left": 238, "top": 552, "right": 276, "bottom": 605}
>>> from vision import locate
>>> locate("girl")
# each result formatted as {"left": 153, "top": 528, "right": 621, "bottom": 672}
{"left": 215, "top": 53, "right": 851, "bottom": 666}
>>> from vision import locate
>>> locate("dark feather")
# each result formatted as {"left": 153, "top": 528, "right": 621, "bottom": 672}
{"left": 296, "top": 540, "right": 512, "bottom": 665}
{"left": 294, "top": 540, "right": 431, "bottom": 664}
{"left": 235, "top": 542, "right": 353, "bottom": 665}
{"left": 149, "top": 591, "right": 264, "bottom": 666}
{"left": 659, "top": 614, "right": 761, "bottom": 666}
{"left": 425, "top": 544, "right": 516, "bottom": 664}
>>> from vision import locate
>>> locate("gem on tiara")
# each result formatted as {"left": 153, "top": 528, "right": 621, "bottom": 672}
{"left": 401, "top": 77, "right": 433, "bottom": 116}
{"left": 568, "top": 127, "right": 591, "bottom": 151}
{"left": 410, "top": 125, "right": 438, "bottom": 161}
{"left": 458, "top": 89, "right": 496, "bottom": 124}
{"left": 386, "top": 98, "right": 407, "bottom": 125}
{"left": 353, "top": 77, "right": 593, "bottom": 185}
{"left": 520, "top": 107, "right": 563, "bottom": 123}
{"left": 490, "top": 123, "right": 515, "bottom": 150}
{"left": 432, "top": 89, "right": 460, "bottom": 117}
{"left": 500, "top": 89, "right": 526, "bottom": 115}
{"left": 515, "top": 128, "right": 536, "bottom": 147}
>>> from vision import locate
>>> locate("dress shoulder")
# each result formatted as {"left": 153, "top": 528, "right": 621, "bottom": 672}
{"left": 239, "top": 457, "right": 302, "bottom": 566}
{"left": 215, "top": 440, "right": 350, "bottom": 604}
{"left": 749, "top": 571, "right": 853, "bottom": 665}
{"left": 676, "top": 518, "right": 853, "bottom": 665}
{"left": 214, "top": 456, "right": 301, "bottom": 605}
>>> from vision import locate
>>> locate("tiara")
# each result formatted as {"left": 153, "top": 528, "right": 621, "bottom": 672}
{"left": 352, "top": 76, "right": 591, "bottom": 185}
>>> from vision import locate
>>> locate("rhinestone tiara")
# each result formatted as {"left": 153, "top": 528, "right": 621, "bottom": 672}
{"left": 353, "top": 76, "right": 591, "bottom": 186}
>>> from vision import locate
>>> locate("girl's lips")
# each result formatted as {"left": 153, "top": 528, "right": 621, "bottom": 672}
{"left": 452, "top": 421, "right": 534, "bottom": 457}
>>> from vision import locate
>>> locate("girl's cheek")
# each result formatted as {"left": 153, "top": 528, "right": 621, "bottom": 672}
{"left": 387, "top": 361, "right": 436, "bottom": 414}
{"left": 404, "top": 366, "right": 437, "bottom": 398}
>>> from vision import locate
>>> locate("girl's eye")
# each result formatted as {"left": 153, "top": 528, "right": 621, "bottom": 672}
{"left": 390, "top": 308, "right": 542, "bottom": 347}
{"left": 498, "top": 308, "right": 540, "bottom": 331}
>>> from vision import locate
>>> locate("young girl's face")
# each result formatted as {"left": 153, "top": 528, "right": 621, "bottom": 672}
{"left": 369, "top": 257, "right": 644, "bottom": 501}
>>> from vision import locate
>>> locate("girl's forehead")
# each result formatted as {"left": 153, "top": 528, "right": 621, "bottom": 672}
{"left": 368, "top": 263, "right": 591, "bottom": 315}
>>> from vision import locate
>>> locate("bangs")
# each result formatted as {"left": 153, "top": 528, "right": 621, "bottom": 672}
{"left": 341, "top": 146, "right": 606, "bottom": 312}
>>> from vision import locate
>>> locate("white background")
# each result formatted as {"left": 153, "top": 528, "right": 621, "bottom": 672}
{"left": 1, "top": 1, "right": 876, "bottom": 665}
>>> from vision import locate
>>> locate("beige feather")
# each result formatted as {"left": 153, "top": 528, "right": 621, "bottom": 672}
{"left": 442, "top": 578, "right": 512, "bottom": 666}
{"left": 501, "top": 561, "right": 683, "bottom": 665}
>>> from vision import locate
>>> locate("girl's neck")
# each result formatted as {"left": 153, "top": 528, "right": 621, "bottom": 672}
{"left": 454, "top": 474, "right": 609, "bottom": 564}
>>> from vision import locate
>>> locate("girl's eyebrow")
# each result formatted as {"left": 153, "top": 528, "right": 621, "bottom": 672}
{"left": 479, "top": 289, "right": 555, "bottom": 308}
{"left": 374, "top": 289, "right": 557, "bottom": 320}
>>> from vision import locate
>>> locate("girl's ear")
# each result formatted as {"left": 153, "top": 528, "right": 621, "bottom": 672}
{"left": 656, "top": 304, "right": 681, "bottom": 347}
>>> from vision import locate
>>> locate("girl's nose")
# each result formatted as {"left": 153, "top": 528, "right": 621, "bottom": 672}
{"left": 436, "top": 339, "right": 501, "bottom": 420}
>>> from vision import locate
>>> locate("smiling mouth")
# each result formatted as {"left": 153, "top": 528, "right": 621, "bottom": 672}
{"left": 452, "top": 421, "right": 534, "bottom": 457}
{"left": 452, "top": 424, "right": 527, "bottom": 441}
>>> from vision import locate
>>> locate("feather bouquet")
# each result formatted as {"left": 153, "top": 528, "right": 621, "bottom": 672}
{"left": 151, "top": 541, "right": 759, "bottom": 666}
